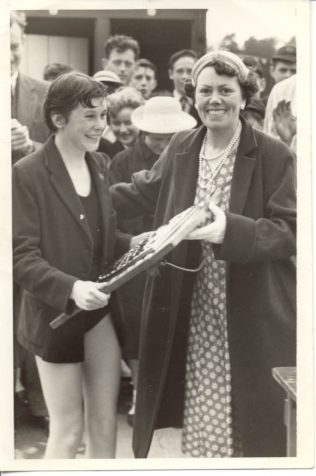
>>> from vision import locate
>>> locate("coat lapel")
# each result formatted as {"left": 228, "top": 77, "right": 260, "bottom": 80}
{"left": 173, "top": 126, "right": 205, "bottom": 214}
{"left": 43, "top": 136, "right": 93, "bottom": 245}
{"left": 229, "top": 118, "right": 258, "bottom": 214}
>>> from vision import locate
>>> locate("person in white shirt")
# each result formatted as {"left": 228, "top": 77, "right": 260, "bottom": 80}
{"left": 263, "top": 74, "right": 296, "bottom": 152}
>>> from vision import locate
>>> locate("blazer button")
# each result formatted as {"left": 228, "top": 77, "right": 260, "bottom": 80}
{"left": 80, "top": 214, "right": 85, "bottom": 220}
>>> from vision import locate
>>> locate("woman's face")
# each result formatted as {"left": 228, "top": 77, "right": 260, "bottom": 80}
{"left": 110, "top": 107, "right": 140, "bottom": 148}
{"left": 195, "top": 66, "right": 245, "bottom": 131}
{"left": 59, "top": 97, "right": 107, "bottom": 152}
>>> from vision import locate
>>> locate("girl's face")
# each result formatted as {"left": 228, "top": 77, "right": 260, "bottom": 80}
{"left": 110, "top": 107, "right": 140, "bottom": 148}
{"left": 59, "top": 97, "right": 107, "bottom": 153}
{"left": 195, "top": 66, "right": 245, "bottom": 133}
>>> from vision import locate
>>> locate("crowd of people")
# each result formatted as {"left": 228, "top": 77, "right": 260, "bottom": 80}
{"left": 11, "top": 10, "right": 296, "bottom": 459}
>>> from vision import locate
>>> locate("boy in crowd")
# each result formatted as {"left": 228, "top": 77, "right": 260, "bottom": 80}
{"left": 130, "top": 58, "right": 157, "bottom": 99}
{"left": 168, "top": 49, "right": 200, "bottom": 124}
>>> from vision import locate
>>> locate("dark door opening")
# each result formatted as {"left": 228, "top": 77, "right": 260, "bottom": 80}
{"left": 111, "top": 18, "right": 193, "bottom": 91}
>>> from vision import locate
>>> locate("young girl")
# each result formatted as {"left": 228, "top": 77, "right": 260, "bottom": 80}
{"left": 13, "top": 72, "right": 121, "bottom": 458}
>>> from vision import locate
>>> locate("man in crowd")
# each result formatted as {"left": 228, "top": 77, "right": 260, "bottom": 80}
{"left": 102, "top": 34, "right": 140, "bottom": 86}
{"left": 130, "top": 58, "right": 157, "bottom": 100}
{"left": 269, "top": 44, "right": 296, "bottom": 85}
{"left": 11, "top": 11, "right": 49, "bottom": 429}
{"left": 168, "top": 49, "right": 200, "bottom": 124}
{"left": 10, "top": 11, "right": 50, "bottom": 165}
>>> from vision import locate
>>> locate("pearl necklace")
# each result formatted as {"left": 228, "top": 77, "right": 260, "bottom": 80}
{"left": 198, "top": 121, "right": 241, "bottom": 190}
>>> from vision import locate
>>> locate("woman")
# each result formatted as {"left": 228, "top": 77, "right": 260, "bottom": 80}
{"left": 13, "top": 72, "right": 122, "bottom": 458}
{"left": 109, "top": 97, "right": 196, "bottom": 426}
{"left": 98, "top": 86, "right": 144, "bottom": 160}
{"left": 111, "top": 50, "right": 296, "bottom": 458}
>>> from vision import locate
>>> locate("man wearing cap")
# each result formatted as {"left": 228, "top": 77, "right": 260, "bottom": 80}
{"left": 109, "top": 97, "right": 196, "bottom": 427}
{"left": 93, "top": 69, "right": 123, "bottom": 156}
{"left": 93, "top": 69, "right": 122, "bottom": 94}
{"left": 269, "top": 44, "right": 296, "bottom": 85}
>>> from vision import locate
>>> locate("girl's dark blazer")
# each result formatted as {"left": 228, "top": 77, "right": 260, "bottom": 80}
{"left": 112, "top": 117, "right": 297, "bottom": 457}
{"left": 13, "top": 135, "right": 119, "bottom": 355}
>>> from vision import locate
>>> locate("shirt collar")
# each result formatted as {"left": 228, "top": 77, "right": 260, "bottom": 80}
{"left": 11, "top": 71, "right": 18, "bottom": 95}
{"left": 173, "top": 89, "right": 182, "bottom": 101}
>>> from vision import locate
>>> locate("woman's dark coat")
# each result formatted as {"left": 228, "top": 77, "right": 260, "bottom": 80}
{"left": 112, "top": 118, "right": 296, "bottom": 458}
{"left": 13, "top": 136, "right": 118, "bottom": 357}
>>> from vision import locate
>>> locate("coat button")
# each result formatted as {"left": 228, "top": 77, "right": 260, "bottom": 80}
{"left": 80, "top": 214, "right": 85, "bottom": 220}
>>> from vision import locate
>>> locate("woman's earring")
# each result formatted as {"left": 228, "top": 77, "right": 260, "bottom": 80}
{"left": 241, "top": 101, "right": 246, "bottom": 110}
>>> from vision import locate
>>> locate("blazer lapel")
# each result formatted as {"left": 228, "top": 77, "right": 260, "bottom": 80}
{"left": 16, "top": 75, "right": 37, "bottom": 129}
{"left": 43, "top": 136, "right": 93, "bottom": 245}
{"left": 229, "top": 118, "right": 258, "bottom": 214}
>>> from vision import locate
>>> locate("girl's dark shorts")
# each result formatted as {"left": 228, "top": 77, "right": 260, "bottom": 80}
{"left": 38, "top": 306, "right": 110, "bottom": 364}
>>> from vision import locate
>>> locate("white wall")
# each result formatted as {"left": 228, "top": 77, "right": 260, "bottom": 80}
{"left": 20, "top": 34, "right": 89, "bottom": 80}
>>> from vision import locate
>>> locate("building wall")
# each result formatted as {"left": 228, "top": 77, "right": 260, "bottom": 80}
{"left": 23, "top": 9, "right": 206, "bottom": 87}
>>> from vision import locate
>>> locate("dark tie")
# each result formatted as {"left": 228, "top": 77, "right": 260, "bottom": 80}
{"left": 180, "top": 95, "right": 191, "bottom": 113}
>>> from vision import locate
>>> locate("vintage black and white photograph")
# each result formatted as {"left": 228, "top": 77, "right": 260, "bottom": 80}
{"left": 0, "top": 0, "right": 313, "bottom": 470}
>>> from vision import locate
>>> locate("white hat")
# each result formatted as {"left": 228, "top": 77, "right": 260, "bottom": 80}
{"left": 131, "top": 97, "right": 197, "bottom": 133}
{"left": 93, "top": 70, "right": 122, "bottom": 85}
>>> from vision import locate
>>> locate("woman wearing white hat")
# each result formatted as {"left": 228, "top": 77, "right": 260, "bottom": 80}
{"left": 112, "top": 50, "right": 296, "bottom": 458}
{"left": 110, "top": 97, "right": 196, "bottom": 426}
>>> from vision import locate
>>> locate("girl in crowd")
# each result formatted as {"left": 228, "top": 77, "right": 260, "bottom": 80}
{"left": 109, "top": 96, "right": 196, "bottom": 426}
{"left": 13, "top": 72, "right": 122, "bottom": 458}
{"left": 98, "top": 86, "right": 144, "bottom": 160}
{"left": 111, "top": 50, "right": 296, "bottom": 458}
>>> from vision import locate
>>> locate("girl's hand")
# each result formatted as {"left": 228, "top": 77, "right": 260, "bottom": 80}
{"left": 186, "top": 201, "right": 226, "bottom": 244}
{"left": 70, "top": 280, "right": 110, "bottom": 310}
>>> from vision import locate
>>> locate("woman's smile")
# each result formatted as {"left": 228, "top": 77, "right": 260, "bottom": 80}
{"left": 195, "top": 66, "right": 244, "bottom": 130}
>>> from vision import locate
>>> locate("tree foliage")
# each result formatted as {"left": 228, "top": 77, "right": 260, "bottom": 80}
{"left": 243, "top": 36, "right": 276, "bottom": 59}
{"left": 219, "top": 33, "right": 240, "bottom": 53}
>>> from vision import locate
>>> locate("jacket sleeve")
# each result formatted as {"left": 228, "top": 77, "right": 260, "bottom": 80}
{"left": 12, "top": 164, "right": 77, "bottom": 312}
{"left": 110, "top": 146, "right": 168, "bottom": 219}
{"left": 213, "top": 144, "right": 296, "bottom": 263}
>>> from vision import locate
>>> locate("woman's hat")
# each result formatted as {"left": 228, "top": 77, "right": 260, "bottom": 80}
{"left": 131, "top": 97, "right": 197, "bottom": 133}
{"left": 192, "top": 50, "right": 250, "bottom": 86}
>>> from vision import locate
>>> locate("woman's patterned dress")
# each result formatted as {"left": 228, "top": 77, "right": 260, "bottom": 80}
{"left": 182, "top": 135, "right": 243, "bottom": 457}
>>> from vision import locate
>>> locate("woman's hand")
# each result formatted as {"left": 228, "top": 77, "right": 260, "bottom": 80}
{"left": 130, "top": 232, "right": 152, "bottom": 249}
{"left": 70, "top": 280, "right": 110, "bottom": 310}
{"left": 186, "top": 201, "right": 227, "bottom": 244}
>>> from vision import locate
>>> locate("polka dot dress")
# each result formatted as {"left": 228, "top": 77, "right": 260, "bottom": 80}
{"left": 182, "top": 134, "right": 243, "bottom": 458}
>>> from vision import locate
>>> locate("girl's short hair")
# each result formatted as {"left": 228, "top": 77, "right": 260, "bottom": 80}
{"left": 44, "top": 72, "right": 107, "bottom": 132}
{"left": 107, "top": 86, "right": 144, "bottom": 120}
